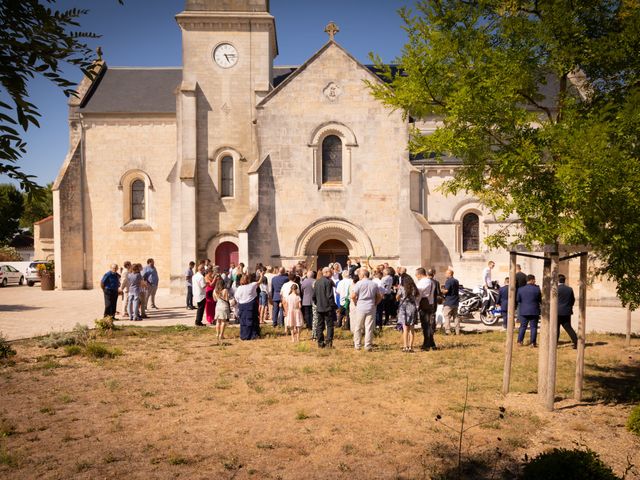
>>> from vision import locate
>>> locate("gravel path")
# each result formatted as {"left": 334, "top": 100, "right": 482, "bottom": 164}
{"left": 1, "top": 285, "right": 638, "bottom": 341}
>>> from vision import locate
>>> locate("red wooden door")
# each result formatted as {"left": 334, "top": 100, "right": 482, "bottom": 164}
{"left": 215, "top": 242, "right": 239, "bottom": 272}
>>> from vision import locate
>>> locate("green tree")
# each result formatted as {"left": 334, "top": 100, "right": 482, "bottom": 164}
{"left": 20, "top": 182, "right": 53, "bottom": 232}
{"left": 0, "top": 183, "right": 24, "bottom": 244}
{"left": 369, "top": 0, "right": 640, "bottom": 308}
{"left": 0, "top": 0, "right": 122, "bottom": 194}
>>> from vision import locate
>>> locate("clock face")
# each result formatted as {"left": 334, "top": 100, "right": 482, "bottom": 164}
{"left": 213, "top": 43, "right": 238, "bottom": 68}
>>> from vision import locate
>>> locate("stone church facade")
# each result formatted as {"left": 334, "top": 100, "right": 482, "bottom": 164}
{"left": 51, "top": 0, "right": 617, "bottom": 304}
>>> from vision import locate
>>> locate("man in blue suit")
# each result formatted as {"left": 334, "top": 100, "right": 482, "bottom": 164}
{"left": 497, "top": 277, "right": 509, "bottom": 329}
{"left": 270, "top": 267, "right": 289, "bottom": 327}
{"left": 516, "top": 274, "right": 542, "bottom": 347}
{"left": 557, "top": 274, "right": 578, "bottom": 349}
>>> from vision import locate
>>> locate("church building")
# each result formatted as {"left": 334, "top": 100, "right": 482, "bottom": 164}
{"left": 54, "top": 0, "right": 612, "bottom": 302}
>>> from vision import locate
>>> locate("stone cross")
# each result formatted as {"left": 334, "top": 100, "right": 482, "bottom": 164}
{"left": 324, "top": 21, "right": 339, "bottom": 41}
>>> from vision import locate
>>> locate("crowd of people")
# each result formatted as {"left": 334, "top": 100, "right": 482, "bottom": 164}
{"left": 99, "top": 258, "right": 159, "bottom": 321}
{"left": 100, "top": 257, "right": 579, "bottom": 352}
{"left": 182, "top": 258, "right": 464, "bottom": 352}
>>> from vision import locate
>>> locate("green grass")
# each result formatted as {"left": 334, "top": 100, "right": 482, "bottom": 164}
{"left": 84, "top": 342, "right": 122, "bottom": 359}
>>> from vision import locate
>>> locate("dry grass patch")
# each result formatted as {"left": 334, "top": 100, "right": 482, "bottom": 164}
{"left": 0, "top": 326, "right": 638, "bottom": 479}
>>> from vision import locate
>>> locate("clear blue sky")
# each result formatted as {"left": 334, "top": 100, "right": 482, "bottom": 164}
{"left": 2, "top": 0, "right": 412, "bottom": 188}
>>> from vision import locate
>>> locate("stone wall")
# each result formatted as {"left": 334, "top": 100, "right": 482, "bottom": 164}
{"left": 80, "top": 118, "right": 176, "bottom": 288}
{"left": 254, "top": 42, "right": 419, "bottom": 268}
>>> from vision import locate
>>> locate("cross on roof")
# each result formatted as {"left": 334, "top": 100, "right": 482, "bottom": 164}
{"left": 324, "top": 21, "right": 339, "bottom": 41}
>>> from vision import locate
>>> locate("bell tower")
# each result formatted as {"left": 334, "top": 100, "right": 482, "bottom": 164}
{"left": 170, "top": 0, "right": 277, "bottom": 292}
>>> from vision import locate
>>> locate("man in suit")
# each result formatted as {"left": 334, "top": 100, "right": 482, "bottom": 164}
{"left": 516, "top": 274, "right": 542, "bottom": 347}
{"left": 313, "top": 267, "right": 337, "bottom": 348}
{"left": 270, "top": 267, "right": 289, "bottom": 327}
{"left": 557, "top": 274, "right": 578, "bottom": 349}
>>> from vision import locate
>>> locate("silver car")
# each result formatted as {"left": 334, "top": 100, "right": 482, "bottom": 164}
{"left": 0, "top": 264, "right": 24, "bottom": 287}
{"left": 25, "top": 261, "right": 50, "bottom": 287}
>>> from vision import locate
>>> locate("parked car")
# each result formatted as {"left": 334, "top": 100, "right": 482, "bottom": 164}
{"left": 25, "top": 261, "right": 50, "bottom": 287}
{"left": 0, "top": 264, "right": 25, "bottom": 287}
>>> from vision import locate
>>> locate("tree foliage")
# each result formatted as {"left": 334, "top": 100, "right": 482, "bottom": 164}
{"left": 0, "top": 0, "right": 122, "bottom": 194}
{"left": 20, "top": 182, "right": 53, "bottom": 231}
{"left": 0, "top": 183, "right": 24, "bottom": 244}
{"left": 369, "top": 0, "right": 640, "bottom": 308}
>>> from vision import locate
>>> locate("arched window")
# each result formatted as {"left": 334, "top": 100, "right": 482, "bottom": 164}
{"left": 322, "top": 135, "right": 342, "bottom": 184}
{"left": 462, "top": 212, "right": 480, "bottom": 252}
{"left": 131, "top": 179, "right": 145, "bottom": 220}
{"left": 220, "top": 156, "right": 234, "bottom": 197}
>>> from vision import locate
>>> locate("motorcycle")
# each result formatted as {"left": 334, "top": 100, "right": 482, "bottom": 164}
{"left": 457, "top": 283, "right": 503, "bottom": 326}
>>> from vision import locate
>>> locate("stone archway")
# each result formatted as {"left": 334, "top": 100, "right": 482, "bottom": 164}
{"left": 294, "top": 218, "right": 375, "bottom": 269}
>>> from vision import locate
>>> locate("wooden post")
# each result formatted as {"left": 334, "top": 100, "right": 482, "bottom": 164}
{"left": 546, "top": 249, "right": 559, "bottom": 411}
{"left": 538, "top": 254, "right": 551, "bottom": 401}
{"left": 574, "top": 253, "right": 587, "bottom": 401}
{"left": 502, "top": 252, "right": 517, "bottom": 395}
{"left": 626, "top": 307, "right": 632, "bottom": 348}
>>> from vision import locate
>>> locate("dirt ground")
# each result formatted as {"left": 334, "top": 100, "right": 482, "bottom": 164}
{"left": 1, "top": 326, "right": 639, "bottom": 479}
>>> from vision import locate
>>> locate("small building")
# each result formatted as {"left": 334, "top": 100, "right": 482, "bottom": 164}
{"left": 33, "top": 215, "right": 54, "bottom": 261}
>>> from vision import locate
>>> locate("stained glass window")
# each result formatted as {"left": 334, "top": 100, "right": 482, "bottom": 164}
{"left": 462, "top": 213, "right": 479, "bottom": 252}
{"left": 322, "top": 135, "right": 342, "bottom": 184}
{"left": 131, "top": 180, "right": 145, "bottom": 220}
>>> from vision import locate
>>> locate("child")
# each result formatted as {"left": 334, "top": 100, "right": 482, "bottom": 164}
{"left": 283, "top": 283, "right": 303, "bottom": 342}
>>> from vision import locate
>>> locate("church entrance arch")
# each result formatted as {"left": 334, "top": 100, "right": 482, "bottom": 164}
{"left": 215, "top": 242, "right": 239, "bottom": 272}
{"left": 294, "top": 218, "right": 375, "bottom": 269}
{"left": 317, "top": 239, "right": 349, "bottom": 269}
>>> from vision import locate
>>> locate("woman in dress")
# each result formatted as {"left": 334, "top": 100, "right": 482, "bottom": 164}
{"left": 235, "top": 272, "right": 264, "bottom": 340}
{"left": 283, "top": 283, "right": 304, "bottom": 342}
{"left": 214, "top": 278, "right": 230, "bottom": 341}
{"left": 204, "top": 271, "right": 217, "bottom": 326}
{"left": 396, "top": 275, "right": 420, "bottom": 352}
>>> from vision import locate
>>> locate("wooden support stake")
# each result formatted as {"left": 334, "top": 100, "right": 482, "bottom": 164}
{"left": 546, "top": 249, "right": 559, "bottom": 411}
{"left": 502, "top": 252, "right": 517, "bottom": 395}
{"left": 574, "top": 254, "right": 587, "bottom": 401}
{"left": 626, "top": 307, "right": 632, "bottom": 348}
{"left": 538, "top": 254, "right": 551, "bottom": 401}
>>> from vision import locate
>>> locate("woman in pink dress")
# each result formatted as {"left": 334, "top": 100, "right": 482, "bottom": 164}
{"left": 283, "top": 283, "right": 303, "bottom": 342}
{"left": 205, "top": 272, "right": 217, "bottom": 325}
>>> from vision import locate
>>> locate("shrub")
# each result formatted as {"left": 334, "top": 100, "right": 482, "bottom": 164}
{"left": 39, "top": 324, "right": 90, "bottom": 349}
{"left": 627, "top": 404, "right": 640, "bottom": 436}
{"left": 0, "top": 246, "right": 22, "bottom": 261}
{"left": 84, "top": 342, "right": 122, "bottom": 359}
{"left": 522, "top": 448, "right": 621, "bottom": 480}
{"left": 64, "top": 345, "right": 83, "bottom": 356}
{"left": 95, "top": 317, "right": 119, "bottom": 332}
{"left": 0, "top": 333, "right": 16, "bottom": 359}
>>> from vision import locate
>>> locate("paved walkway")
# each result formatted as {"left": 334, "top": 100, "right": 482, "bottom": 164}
{"left": 1, "top": 285, "right": 639, "bottom": 341}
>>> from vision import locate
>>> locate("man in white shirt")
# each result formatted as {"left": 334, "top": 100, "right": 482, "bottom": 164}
{"left": 482, "top": 261, "right": 495, "bottom": 288}
{"left": 336, "top": 270, "right": 353, "bottom": 330}
{"left": 280, "top": 272, "right": 296, "bottom": 299}
{"left": 192, "top": 264, "right": 207, "bottom": 326}
{"left": 350, "top": 269, "right": 383, "bottom": 351}
{"left": 416, "top": 267, "right": 436, "bottom": 351}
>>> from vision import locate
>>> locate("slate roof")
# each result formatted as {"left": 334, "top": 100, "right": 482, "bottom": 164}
{"left": 79, "top": 67, "right": 182, "bottom": 114}
{"left": 77, "top": 60, "right": 398, "bottom": 114}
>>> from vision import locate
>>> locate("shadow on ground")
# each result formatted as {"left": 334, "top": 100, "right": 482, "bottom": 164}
{"left": 584, "top": 360, "right": 640, "bottom": 403}
{"left": 0, "top": 304, "right": 42, "bottom": 312}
